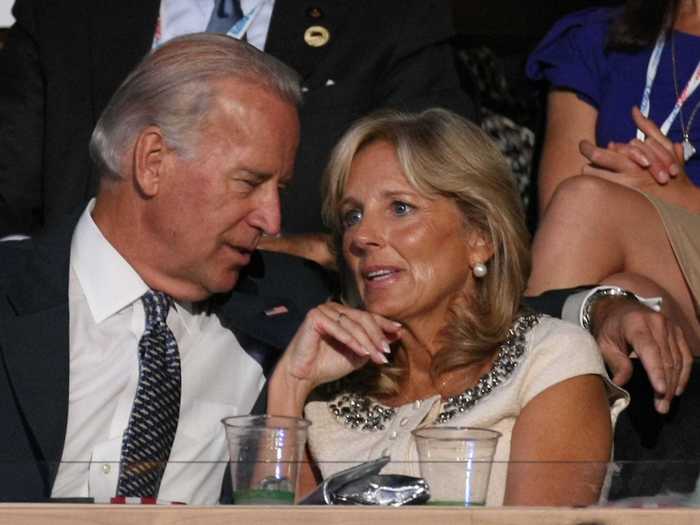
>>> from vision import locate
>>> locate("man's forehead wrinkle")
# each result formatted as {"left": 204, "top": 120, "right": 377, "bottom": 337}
{"left": 204, "top": 94, "right": 246, "bottom": 139}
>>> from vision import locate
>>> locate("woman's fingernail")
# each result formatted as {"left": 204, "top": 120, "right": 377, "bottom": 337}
{"left": 392, "top": 321, "right": 402, "bottom": 328}
{"left": 669, "top": 164, "right": 680, "bottom": 175}
{"left": 382, "top": 341, "right": 391, "bottom": 354}
{"left": 655, "top": 399, "right": 670, "bottom": 414}
{"left": 639, "top": 156, "right": 650, "bottom": 167}
{"left": 658, "top": 171, "right": 669, "bottom": 182}
{"left": 378, "top": 354, "right": 389, "bottom": 364}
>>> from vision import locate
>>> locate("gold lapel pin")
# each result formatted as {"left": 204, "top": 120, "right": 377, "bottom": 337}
{"left": 306, "top": 6, "right": 323, "bottom": 19}
{"left": 304, "top": 25, "right": 330, "bottom": 48}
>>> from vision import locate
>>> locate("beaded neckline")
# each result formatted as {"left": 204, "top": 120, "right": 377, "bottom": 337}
{"left": 328, "top": 313, "right": 542, "bottom": 431}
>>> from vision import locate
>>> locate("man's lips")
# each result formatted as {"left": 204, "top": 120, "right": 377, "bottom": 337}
{"left": 225, "top": 243, "right": 255, "bottom": 264}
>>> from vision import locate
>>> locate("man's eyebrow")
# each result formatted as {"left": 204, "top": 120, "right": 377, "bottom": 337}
{"left": 239, "top": 170, "right": 273, "bottom": 183}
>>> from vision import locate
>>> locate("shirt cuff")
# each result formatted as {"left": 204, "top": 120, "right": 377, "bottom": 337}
{"left": 562, "top": 285, "right": 663, "bottom": 330}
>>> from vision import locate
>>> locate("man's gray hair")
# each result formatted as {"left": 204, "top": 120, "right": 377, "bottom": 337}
{"left": 89, "top": 33, "right": 302, "bottom": 180}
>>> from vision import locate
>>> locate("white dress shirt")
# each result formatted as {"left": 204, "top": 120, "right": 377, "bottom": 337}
{"left": 156, "top": 0, "right": 275, "bottom": 51}
{"left": 51, "top": 201, "right": 265, "bottom": 504}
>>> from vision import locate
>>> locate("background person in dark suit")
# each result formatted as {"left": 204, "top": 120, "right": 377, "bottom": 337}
{"left": 0, "top": 0, "right": 475, "bottom": 264}
{"left": 0, "top": 33, "right": 333, "bottom": 504}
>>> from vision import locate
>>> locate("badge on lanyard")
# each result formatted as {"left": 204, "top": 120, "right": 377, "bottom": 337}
{"left": 639, "top": 32, "right": 700, "bottom": 160}
{"left": 227, "top": 2, "right": 263, "bottom": 40}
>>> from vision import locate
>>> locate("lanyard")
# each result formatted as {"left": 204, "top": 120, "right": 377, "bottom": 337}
{"left": 227, "top": 1, "right": 264, "bottom": 40}
{"left": 152, "top": 0, "right": 267, "bottom": 48}
{"left": 638, "top": 32, "right": 700, "bottom": 140}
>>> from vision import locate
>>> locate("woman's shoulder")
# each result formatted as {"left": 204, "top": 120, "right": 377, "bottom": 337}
{"left": 529, "top": 314, "right": 596, "bottom": 342}
{"left": 536, "top": 6, "right": 618, "bottom": 51}
{"left": 520, "top": 315, "right": 605, "bottom": 381}
{"left": 550, "top": 6, "right": 618, "bottom": 33}
{"left": 526, "top": 7, "right": 620, "bottom": 95}
{"left": 520, "top": 316, "right": 629, "bottom": 414}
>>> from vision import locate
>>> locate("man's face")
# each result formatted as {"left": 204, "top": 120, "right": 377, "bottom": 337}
{"left": 145, "top": 79, "right": 299, "bottom": 301}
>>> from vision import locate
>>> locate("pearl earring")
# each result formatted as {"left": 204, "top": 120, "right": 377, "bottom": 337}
{"left": 472, "top": 262, "right": 487, "bottom": 278}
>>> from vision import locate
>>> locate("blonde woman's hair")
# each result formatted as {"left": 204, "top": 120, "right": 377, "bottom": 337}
{"left": 322, "top": 108, "right": 531, "bottom": 396}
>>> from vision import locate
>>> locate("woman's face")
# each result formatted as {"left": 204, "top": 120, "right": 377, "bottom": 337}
{"left": 340, "top": 141, "right": 487, "bottom": 326}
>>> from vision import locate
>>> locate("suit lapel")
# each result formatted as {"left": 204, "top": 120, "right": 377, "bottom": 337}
{"left": 0, "top": 217, "right": 76, "bottom": 490}
{"left": 215, "top": 287, "right": 302, "bottom": 352}
{"left": 265, "top": 0, "right": 351, "bottom": 83}
{"left": 0, "top": 307, "right": 70, "bottom": 492}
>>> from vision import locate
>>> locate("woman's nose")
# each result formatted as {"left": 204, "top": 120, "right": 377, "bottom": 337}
{"left": 347, "top": 213, "right": 384, "bottom": 252}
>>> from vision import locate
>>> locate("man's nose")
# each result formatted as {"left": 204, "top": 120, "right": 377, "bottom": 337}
{"left": 249, "top": 185, "right": 282, "bottom": 236}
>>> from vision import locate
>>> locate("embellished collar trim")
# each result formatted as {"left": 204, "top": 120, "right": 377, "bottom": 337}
{"left": 328, "top": 313, "right": 542, "bottom": 431}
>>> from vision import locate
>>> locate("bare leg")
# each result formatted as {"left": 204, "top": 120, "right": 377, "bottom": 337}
{"left": 528, "top": 176, "right": 700, "bottom": 351}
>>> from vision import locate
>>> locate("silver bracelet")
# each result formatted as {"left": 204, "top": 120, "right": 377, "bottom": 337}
{"left": 580, "top": 286, "right": 639, "bottom": 332}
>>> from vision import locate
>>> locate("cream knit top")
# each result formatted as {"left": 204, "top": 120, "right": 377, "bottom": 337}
{"left": 305, "top": 316, "right": 629, "bottom": 506}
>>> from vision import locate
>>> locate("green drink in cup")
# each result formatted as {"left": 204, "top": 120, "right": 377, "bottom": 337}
{"left": 222, "top": 415, "right": 310, "bottom": 505}
{"left": 413, "top": 426, "right": 501, "bottom": 506}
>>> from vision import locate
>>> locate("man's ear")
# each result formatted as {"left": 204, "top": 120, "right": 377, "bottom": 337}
{"left": 132, "top": 126, "right": 168, "bottom": 197}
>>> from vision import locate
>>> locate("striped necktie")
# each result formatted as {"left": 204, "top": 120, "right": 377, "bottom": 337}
{"left": 116, "top": 290, "right": 181, "bottom": 497}
{"left": 206, "top": 0, "right": 244, "bottom": 34}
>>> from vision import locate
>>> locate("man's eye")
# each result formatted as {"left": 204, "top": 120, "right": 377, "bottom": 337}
{"left": 391, "top": 201, "right": 414, "bottom": 216}
{"left": 341, "top": 208, "right": 362, "bottom": 228}
{"left": 239, "top": 179, "right": 259, "bottom": 188}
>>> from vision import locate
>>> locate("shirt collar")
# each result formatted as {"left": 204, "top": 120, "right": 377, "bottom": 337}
{"left": 70, "top": 199, "right": 196, "bottom": 332}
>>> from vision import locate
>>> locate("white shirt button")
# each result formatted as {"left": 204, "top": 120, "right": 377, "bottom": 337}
{"left": 399, "top": 417, "right": 409, "bottom": 427}
{"left": 413, "top": 400, "right": 422, "bottom": 409}
{"left": 101, "top": 464, "right": 111, "bottom": 475}
{"left": 389, "top": 431, "right": 398, "bottom": 440}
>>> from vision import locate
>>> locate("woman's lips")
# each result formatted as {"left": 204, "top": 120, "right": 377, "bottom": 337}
{"left": 362, "top": 266, "right": 402, "bottom": 288}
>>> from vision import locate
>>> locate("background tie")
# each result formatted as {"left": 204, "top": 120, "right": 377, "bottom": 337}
{"left": 206, "top": 0, "right": 244, "bottom": 33}
{"left": 116, "top": 290, "right": 181, "bottom": 497}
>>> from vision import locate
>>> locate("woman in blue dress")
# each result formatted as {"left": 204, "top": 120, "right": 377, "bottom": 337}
{"left": 526, "top": 1, "right": 700, "bottom": 378}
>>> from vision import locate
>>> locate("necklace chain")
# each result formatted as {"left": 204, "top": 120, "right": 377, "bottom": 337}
{"left": 671, "top": 31, "right": 700, "bottom": 142}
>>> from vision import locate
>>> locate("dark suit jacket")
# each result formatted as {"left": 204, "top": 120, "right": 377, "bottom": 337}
{"left": 0, "top": 212, "right": 332, "bottom": 501}
{"left": 0, "top": 0, "right": 475, "bottom": 237}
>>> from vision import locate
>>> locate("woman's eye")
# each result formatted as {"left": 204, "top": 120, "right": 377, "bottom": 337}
{"left": 341, "top": 208, "right": 362, "bottom": 228}
{"left": 391, "top": 201, "right": 414, "bottom": 216}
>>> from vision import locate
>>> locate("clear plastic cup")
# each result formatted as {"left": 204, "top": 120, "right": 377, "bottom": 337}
{"left": 222, "top": 415, "right": 310, "bottom": 504}
{"left": 412, "top": 426, "right": 501, "bottom": 506}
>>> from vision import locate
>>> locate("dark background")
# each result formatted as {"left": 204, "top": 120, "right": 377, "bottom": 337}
{"left": 0, "top": 1, "right": 621, "bottom": 49}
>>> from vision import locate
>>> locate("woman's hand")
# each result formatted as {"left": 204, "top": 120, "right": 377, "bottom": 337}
{"left": 580, "top": 106, "right": 682, "bottom": 185}
{"left": 579, "top": 107, "right": 700, "bottom": 209}
{"left": 267, "top": 302, "right": 401, "bottom": 416}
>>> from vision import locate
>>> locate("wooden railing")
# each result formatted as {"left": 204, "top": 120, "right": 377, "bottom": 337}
{"left": 0, "top": 504, "right": 697, "bottom": 525}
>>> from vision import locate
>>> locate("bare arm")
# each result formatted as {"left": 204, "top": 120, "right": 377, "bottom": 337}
{"left": 267, "top": 303, "right": 400, "bottom": 417}
{"left": 538, "top": 90, "right": 598, "bottom": 216}
{"left": 268, "top": 303, "right": 400, "bottom": 501}
{"left": 296, "top": 448, "right": 321, "bottom": 501}
{"left": 258, "top": 233, "right": 336, "bottom": 270}
{"left": 504, "top": 375, "right": 612, "bottom": 506}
